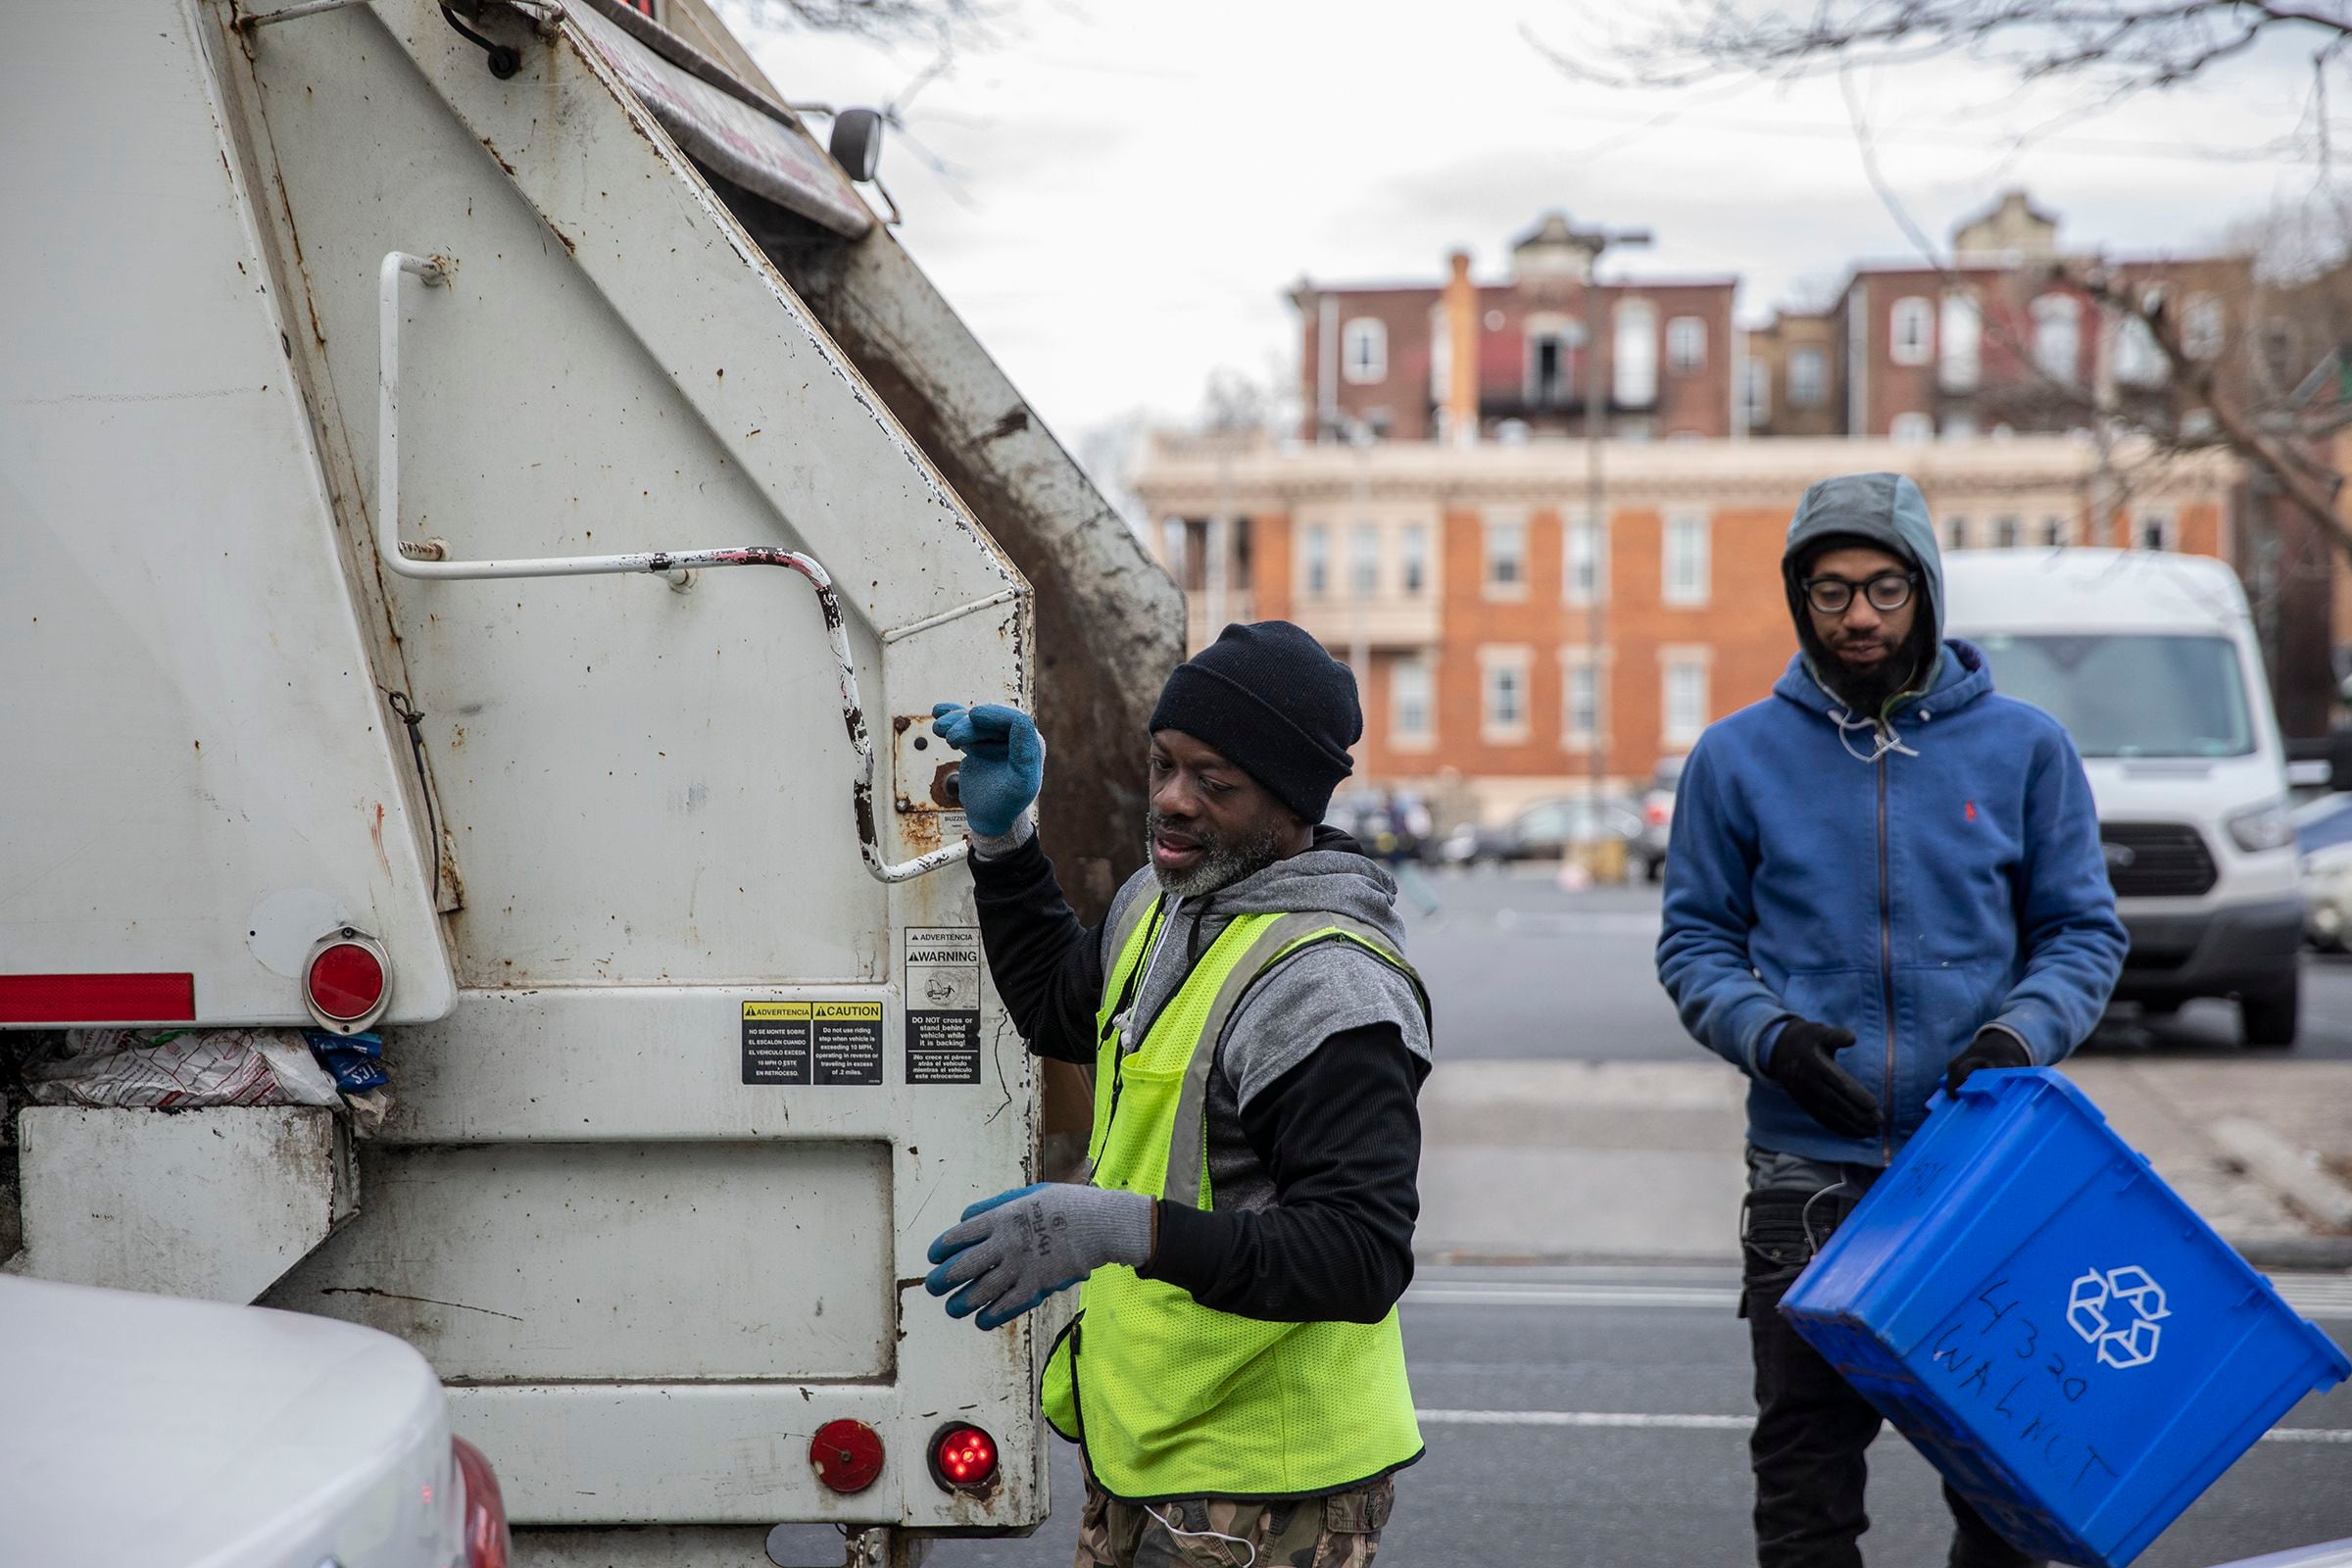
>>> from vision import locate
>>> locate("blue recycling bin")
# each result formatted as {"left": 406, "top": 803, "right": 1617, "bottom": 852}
{"left": 1781, "top": 1068, "right": 2349, "bottom": 1568}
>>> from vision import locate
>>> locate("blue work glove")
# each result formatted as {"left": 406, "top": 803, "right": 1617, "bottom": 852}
{"left": 929, "top": 703, "right": 1044, "bottom": 839}
{"left": 924, "top": 1182, "right": 1152, "bottom": 1331}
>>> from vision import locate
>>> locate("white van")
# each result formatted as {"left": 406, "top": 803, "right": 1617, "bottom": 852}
{"left": 1943, "top": 550, "right": 2302, "bottom": 1046}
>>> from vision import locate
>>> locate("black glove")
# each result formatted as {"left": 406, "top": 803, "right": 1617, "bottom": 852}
{"left": 1945, "top": 1028, "right": 2031, "bottom": 1095}
{"left": 1765, "top": 1018, "right": 1880, "bottom": 1141}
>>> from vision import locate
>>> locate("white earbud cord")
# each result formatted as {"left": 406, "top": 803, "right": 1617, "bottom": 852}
{"left": 1144, "top": 1503, "right": 1257, "bottom": 1568}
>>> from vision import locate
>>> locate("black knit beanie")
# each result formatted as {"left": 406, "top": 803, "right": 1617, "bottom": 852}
{"left": 1148, "top": 621, "right": 1360, "bottom": 823}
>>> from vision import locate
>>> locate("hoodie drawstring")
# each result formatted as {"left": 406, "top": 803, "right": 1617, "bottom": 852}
{"left": 1830, "top": 707, "right": 1921, "bottom": 765}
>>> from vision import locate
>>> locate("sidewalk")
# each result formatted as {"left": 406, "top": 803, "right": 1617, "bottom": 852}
{"left": 1418, "top": 1056, "right": 2352, "bottom": 1267}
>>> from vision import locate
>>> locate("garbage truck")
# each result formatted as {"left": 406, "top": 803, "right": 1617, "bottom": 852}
{"left": 0, "top": 1, "right": 1181, "bottom": 1562}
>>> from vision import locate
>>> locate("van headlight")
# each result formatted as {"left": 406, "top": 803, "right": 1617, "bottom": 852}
{"left": 2225, "top": 799, "right": 2295, "bottom": 854}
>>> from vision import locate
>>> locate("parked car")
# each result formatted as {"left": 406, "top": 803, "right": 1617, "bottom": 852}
{"left": 1325, "top": 788, "right": 1437, "bottom": 863}
{"left": 1948, "top": 550, "right": 2302, "bottom": 1047}
{"left": 1636, "top": 754, "right": 1686, "bottom": 882}
{"left": 1441, "top": 796, "right": 1645, "bottom": 866}
{"left": 3, "top": 1272, "right": 510, "bottom": 1568}
{"left": 2294, "top": 795, "right": 2352, "bottom": 951}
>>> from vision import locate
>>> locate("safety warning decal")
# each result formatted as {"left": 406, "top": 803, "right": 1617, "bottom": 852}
{"left": 905, "top": 927, "right": 981, "bottom": 1085}
{"left": 742, "top": 1000, "right": 884, "bottom": 1086}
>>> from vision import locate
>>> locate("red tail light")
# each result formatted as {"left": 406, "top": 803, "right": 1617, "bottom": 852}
{"left": 929, "top": 1423, "right": 999, "bottom": 1491}
{"left": 1643, "top": 802, "right": 1669, "bottom": 827}
{"left": 810, "top": 1418, "right": 886, "bottom": 1494}
{"left": 303, "top": 928, "right": 390, "bottom": 1032}
{"left": 453, "top": 1437, "right": 510, "bottom": 1568}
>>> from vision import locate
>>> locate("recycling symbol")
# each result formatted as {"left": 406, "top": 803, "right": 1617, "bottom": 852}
{"left": 2067, "top": 1265, "right": 2170, "bottom": 1370}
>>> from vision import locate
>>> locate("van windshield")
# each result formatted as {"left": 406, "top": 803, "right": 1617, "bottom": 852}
{"left": 1969, "top": 633, "right": 2253, "bottom": 759}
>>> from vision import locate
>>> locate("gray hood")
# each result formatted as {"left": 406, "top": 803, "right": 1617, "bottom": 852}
{"left": 1782, "top": 471, "right": 1946, "bottom": 655}
{"left": 1102, "top": 829, "right": 1429, "bottom": 1109}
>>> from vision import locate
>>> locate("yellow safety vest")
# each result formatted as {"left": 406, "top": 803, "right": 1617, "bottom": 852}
{"left": 1039, "top": 894, "right": 1428, "bottom": 1501}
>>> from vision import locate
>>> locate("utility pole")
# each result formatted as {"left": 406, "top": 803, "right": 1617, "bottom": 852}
{"left": 1574, "top": 220, "right": 1650, "bottom": 807}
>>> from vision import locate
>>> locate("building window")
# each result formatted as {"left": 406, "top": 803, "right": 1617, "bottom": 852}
{"left": 1160, "top": 517, "right": 1188, "bottom": 580}
{"left": 2184, "top": 293, "right": 2225, "bottom": 361}
{"left": 1941, "top": 408, "right": 1977, "bottom": 440}
{"left": 1788, "top": 348, "right": 1828, "bottom": 409}
{"left": 1991, "top": 514, "right": 2021, "bottom": 549}
{"left": 1667, "top": 316, "right": 1707, "bottom": 372}
{"left": 1400, "top": 522, "right": 1429, "bottom": 595}
{"left": 1560, "top": 651, "right": 1605, "bottom": 751}
{"left": 1342, "top": 318, "right": 1387, "bottom": 384}
{"left": 1526, "top": 314, "right": 1582, "bottom": 408}
{"left": 1302, "top": 524, "right": 1330, "bottom": 598}
{"left": 1428, "top": 304, "right": 1451, "bottom": 403}
{"left": 2136, "top": 510, "right": 2176, "bottom": 551}
{"left": 1663, "top": 511, "right": 1711, "bottom": 606}
{"left": 2033, "top": 294, "right": 2082, "bottom": 384}
{"left": 1890, "top": 412, "right": 1933, "bottom": 443}
{"left": 1939, "top": 291, "right": 1982, "bottom": 393}
{"left": 1944, "top": 514, "right": 1969, "bottom": 550}
{"left": 1614, "top": 299, "right": 1658, "bottom": 407}
{"left": 1480, "top": 647, "right": 1532, "bottom": 741}
{"left": 1348, "top": 523, "right": 1380, "bottom": 596}
{"left": 1742, "top": 358, "right": 1772, "bottom": 425}
{"left": 1662, "top": 654, "right": 1711, "bottom": 748}
{"left": 2039, "top": 515, "right": 2068, "bottom": 547}
{"left": 1564, "top": 512, "right": 1607, "bottom": 606}
{"left": 1392, "top": 657, "right": 1433, "bottom": 746}
{"left": 1890, "top": 297, "right": 1933, "bottom": 367}
{"left": 1484, "top": 514, "right": 1527, "bottom": 598}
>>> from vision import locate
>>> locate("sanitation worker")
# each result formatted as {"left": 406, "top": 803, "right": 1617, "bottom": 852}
{"left": 927, "top": 620, "right": 1430, "bottom": 1568}
{"left": 1656, "top": 472, "right": 2126, "bottom": 1568}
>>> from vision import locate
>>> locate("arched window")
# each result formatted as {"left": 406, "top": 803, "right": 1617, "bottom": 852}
{"left": 2033, "top": 294, "right": 2082, "bottom": 384}
{"left": 1341, "top": 318, "right": 1387, "bottom": 384}
{"left": 1889, "top": 297, "right": 1933, "bottom": 366}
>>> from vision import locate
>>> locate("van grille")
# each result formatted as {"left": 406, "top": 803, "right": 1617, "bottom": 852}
{"left": 2100, "top": 822, "right": 2217, "bottom": 898}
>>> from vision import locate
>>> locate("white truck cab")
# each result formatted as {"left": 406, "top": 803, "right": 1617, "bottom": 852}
{"left": 1945, "top": 549, "right": 2301, "bottom": 1046}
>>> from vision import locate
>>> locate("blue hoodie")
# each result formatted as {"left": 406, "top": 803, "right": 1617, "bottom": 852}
{"left": 1655, "top": 472, "right": 2127, "bottom": 1164}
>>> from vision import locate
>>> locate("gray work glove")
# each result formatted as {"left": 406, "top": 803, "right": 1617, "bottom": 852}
{"left": 924, "top": 1183, "right": 1152, "bottom": 1330}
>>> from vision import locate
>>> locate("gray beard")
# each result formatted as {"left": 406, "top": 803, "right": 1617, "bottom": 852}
{"left": 1147, "top": 808, "right": 1288, "bottom": 899}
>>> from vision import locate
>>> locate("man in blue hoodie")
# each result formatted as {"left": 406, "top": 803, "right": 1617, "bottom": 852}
{"left": 1657, "top": 472, "right": 2126, "bottom": 1568}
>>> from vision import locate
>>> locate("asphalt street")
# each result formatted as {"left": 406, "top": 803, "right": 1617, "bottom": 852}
{"left": 926, "top": 1266, "right": 2352, "bottom": 1568}
{"left": 1399, "top": 867, "right": 2352, "bottom": 1063}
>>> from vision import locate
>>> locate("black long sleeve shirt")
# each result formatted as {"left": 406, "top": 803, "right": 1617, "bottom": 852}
{"left": 969, "top": 831, "right": 1428, "bottom": 1324}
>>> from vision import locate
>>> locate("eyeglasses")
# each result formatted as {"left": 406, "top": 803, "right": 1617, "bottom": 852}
{"left": 1804, "top": 571, "right": 1917, "bottom": 615}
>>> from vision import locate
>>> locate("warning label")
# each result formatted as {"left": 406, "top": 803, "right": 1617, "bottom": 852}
{"left": 742, "top": 1001, "right": 811, "bottom": 1085}
{"left": 813, "top": 1000, "right": 885, "bottom": 1086}
{"left": 906, "top": 926, "right": 982, "bottom": 1086}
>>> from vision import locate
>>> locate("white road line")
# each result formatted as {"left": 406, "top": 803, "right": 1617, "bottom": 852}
{"left": 1413, "top": 1410, "right": 2352, "bottom": 1444}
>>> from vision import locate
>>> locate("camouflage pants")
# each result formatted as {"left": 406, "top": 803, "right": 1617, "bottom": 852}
{"left": 1072, "top": 1466, "right": 1394, "bottom": 1568}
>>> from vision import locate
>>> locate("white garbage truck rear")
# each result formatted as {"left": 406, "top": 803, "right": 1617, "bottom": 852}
{"left": 1, "top": 2, "right": 1179, "bottom": 1562}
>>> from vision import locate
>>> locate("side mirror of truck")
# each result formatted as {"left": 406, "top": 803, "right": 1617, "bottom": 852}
{"left": 830, "top": 108, "right": 884, "bottom": 182}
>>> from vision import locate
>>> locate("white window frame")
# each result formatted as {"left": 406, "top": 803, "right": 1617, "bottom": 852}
{"left": 1938, "top": 290, "right": 1982, "bottom": 393}
{"left": 1558, "top": 647, "right": 1609, "bottom": 753}
{"left": 1342, "top": 318, "right": 1387, "bottom": 385}
{"left": 1991, "top": 514, "right": 2022, "bottom": 549}
{"left": 1662, "top": 510, "right": 1711, "bottom": 607}
{"left": 1667, "top": 316, "right": 1707, "bottom": 373}
{"left": 1563, "top": 510, "right": 1608, "bottom": 608}
{"left": 2136, "top": 509, "right": 2177, "bottom": 551}
{"left": 1889, "top": 297, "right": 1934, "bottom": 367}
{"left": 1890, "top": 412, "right": 1934, "bottom": 443}
{"left": 1390, "top": 655, "right": 1436, "bottom": 751}
{"left": 1660, "top": 648, "right": 1712, "bottom": 749}
{"left": 1742, "top": 358, "right": 1772, "bottom": 425}
{"left": 1788, "top": 347, "right": 1828, "bottom": 409}
{"left": 1479, "top": 646, "right": 1533, "bottom": 743}
{"left": 1347, "top": 522, "right": 1381, "bottom": 597}
{"left": 1524, "top": 312, "right": 1581, "bottom": 407}
{"left": 1614, "top": 298, "right": 1658, "bottom": 407}
{"left": 1301, "top": 523, "right": 1331, "bottom": 599}
{"left": 1484, "top": 512, "right": 1528, "bottom": 601}
{"left": 1399, "top": 521, "right": 1430, "bottom": 596}
{"left": 2033, "top": 294, "right": 2082, "bottom": 384}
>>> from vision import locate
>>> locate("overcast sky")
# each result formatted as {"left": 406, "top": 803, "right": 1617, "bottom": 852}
{"left": 723, "top": 1, "right": 2332, "bottom": 448}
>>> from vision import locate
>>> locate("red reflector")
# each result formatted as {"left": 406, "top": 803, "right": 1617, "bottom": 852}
{"left": 453, "top": 1437, "right": 510, "bottom": 1568}
{"left": 929, "top": 1422, "right": 999, "bottom": 1491}
{"left": 308, "top": 942, "right": 385, "bottom": 1022}
{"left": 1644, "top": 803, "right": 1669, "bottom": 826}
{"left": 0, "top": 973, "right": 195, "bottom": 1024}
{"left": 810, "top": 1419, "right": 885, "bottom": 1494}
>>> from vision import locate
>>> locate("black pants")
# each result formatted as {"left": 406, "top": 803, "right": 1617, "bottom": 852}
{"left": 1742, "top": 1166, "right": 2041, "bottom": 1568}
